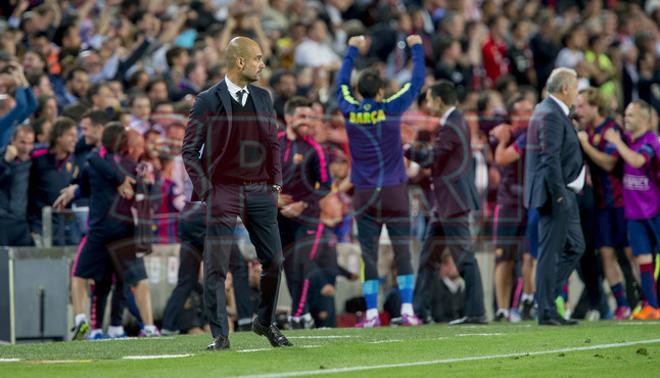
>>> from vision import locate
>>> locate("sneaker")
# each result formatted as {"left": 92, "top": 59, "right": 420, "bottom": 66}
{"left": 302, "top": 315, "right": 315, "bottom": 329}
{"left": 400, "top": 314, "right": 423, "bottom": 326}
{"left": 585, "top": 309, "right": 600, "bottom": 321}
{"left": 288, "top": 317, "right": 304, "bottom": 330}
{"left": 160, "top": 328, "right": 180, "bottom": 336}
{"left": 614, "top": 306, "right": 632, "bottom": 320}
{"left": 494, "top": 309, "right": 508, "bottom": 322}
{"left": 508, "top": 309, "right": 521, "bottom": 323}
{"left": 355, "top": 316, "right": 381, "bottom": 328}
{"left": 71, "top": 321, "right": 90, "bottom": 341}
{"left": 108, "top": 332, "right": 127, "bottom": 339}
{"left": 521, "top": 299, "right": 535, "bottom": 320}
{"left": 632, "top": 305, "right": 660, "bottom": 320}
{"left": 87, "top": 329, "right": 106, "bottom": 340}
{"left": 139, "top": 326, "right": 161, "bottom": 337}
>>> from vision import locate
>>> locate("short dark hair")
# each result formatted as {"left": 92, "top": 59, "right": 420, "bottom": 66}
{"left": 284, "top": 96, "right": 313, "bottom": 115}
{"left": 31, "top": 117, "right": 50, "bottom": 138}
{"left": 428, "top": 80, "right": 457, "bottom": 106}
{"left": 101, "top": 122, "right": 127, "bottom": 153}
{"left": 166, "top": 46, "right": 187, "bottom": 68}
{"left": 81, "top": 109, "right": 111, "bottom": 127}
{"left": 12, "top": 124, "right": 35, "bottom": 140}
{"left": 48, "top": 117, "right": 76, "bottom": 149}
{"left": 357, "top": 69, "right": 385, "bottom": 99}
{"left": 87, "top": 82, "right": 110, "bottom": 99}
{"left": 66, "top": 67, "right": 88, "bottom": 82}
{"left": 184, "top": 62, "right": 200, "bottom": 78}
{"left": 146, "top": 78, "right": 168, "bottom": 93}
{"left": 269, "top": 70, "right": 295, "bottom": 87}
{"left": 506, "top": 93, "right": 527, "bottom": 114}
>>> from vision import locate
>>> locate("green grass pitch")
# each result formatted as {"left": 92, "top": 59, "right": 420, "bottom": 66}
{"left": 1, "top": 321, "right": 659, "bottom": 377}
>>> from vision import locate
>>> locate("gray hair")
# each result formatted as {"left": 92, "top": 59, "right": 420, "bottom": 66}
{"left": 546, "top": 68, "right": 577, "bottom": 94}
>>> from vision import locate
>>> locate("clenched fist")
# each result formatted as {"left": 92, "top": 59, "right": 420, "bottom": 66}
{"left": 406, "top": 34, "right": 422, "bottom": 47}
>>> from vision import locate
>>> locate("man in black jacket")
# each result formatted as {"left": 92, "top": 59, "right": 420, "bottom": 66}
{"left": 182, "top": 37, "right": 290, "bottom": 350}
{"left": 405, "top": 80, "right": 486, "bottom": 325}
{"left": 0, "top": 125, "right": 35, "bottom": 246}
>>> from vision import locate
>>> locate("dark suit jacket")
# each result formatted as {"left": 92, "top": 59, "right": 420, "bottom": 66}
{"left": 405, "top": 109, "right": 479, "bottom": 218}
{"left": 182, "top": 80, "right": 282, "bottom": 202}
{"left": 523, "top": 97, "right": 583, "bottom": 209}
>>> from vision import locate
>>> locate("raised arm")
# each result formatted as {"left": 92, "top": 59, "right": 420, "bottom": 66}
{"left": 336, "top": 36, "right": 363, "bottom": 112}
{"left": 383, "top": 35, "right": 426, "bottom": 113}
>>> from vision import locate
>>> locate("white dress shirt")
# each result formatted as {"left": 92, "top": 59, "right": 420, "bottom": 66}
{"left": 548, "top": 95, "right": 585, "bottom": 193}
{"left": 225, "top": 75, "right": 249, "bottom": 106}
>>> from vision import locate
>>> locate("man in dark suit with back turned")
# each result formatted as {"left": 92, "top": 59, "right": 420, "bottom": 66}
{"left": 404, "top": 80, "right": 486, "bottom": 325}
{"left": 524, "top": 67, "right": 585, "bottom": 326}
{"left": 182, "top": 37, "right": 292, "bottom": 350}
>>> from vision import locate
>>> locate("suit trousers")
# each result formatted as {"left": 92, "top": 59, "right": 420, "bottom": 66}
{"left": 413, "top": 212, "right": 485, "bottom": 319}
{"left": 161, "top": 204, "right": 254, "bottom": 331}
{"left": 536, "top": 191, "right": 585, "bottom": 321}
{"left": 205, "top": 183, "right": 283, "bottom": 337}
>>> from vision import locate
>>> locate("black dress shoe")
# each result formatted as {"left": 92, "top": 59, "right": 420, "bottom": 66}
{"left": 539, "top": 317, "right": 578, "bottom": 326}
{"left": 558, "top": 318, "right": 578, "bottom": 325}
{"left": 448, "top": 315, "right": 489, "bottom": 325}
{"left": 252, "top": 322, "right": 293, "bottom": 347}
{"left": 207, "top": 335, "right": 230, "bottom": 351}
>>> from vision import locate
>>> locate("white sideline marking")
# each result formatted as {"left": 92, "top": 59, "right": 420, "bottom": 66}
{"left": 238, "top": 348, "right": 274, "bottom": 353}
{"left": 122, "top": 354, "right": 193, "bottom": 360}
{"left": 98, "top": 336, "right": 176, "bottom": 342}
{"left": 368, "top": 339, "right": 403, "bottom": 344}
{"left": 239, "top": 345, "right": 321, "bottom": 353}
{"left": 287, "top": 336, "right": 356, "bottom": 339}
{"left": 618, "top": 321, "right": 660, "bottom": 326}
{"left": 0, "top": 358, "right": 21, "bottom": 363}
{"left": 235, "top": 338, "right": 660, "bottom": 378}
{"left": 456, "top": 333, "right": 505, "bottom": 337}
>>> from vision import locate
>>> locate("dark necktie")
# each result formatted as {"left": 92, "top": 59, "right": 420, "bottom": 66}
{"left": 236, "top": 90, "right": 246, "bottom": 105}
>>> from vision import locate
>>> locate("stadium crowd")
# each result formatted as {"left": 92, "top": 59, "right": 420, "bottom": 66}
{"left": 0, "top": 0, "right": 659, "bottom": 338}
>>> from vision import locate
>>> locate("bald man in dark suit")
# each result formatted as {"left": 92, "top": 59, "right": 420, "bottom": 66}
{"left": 182, "top": 37, "right": 291, "bottom": 350}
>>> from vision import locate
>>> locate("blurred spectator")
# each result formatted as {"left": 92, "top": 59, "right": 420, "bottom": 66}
{"left": 128, "top": 94, "right": 152, "bottom": 135}
{"left": 0, "top": 61, "right": 37, "bottom": 147}
{"left": 508, "top": 19, "right": 536, "bottom": 87}
{"left": 270, "top": 70, "right": 297, "bottom": 122}
{"left": 482, "top": 15, "right": 510, "bottom": 87}
{"left": 34, "top": 94, "right": 58, "bottom": 123}
{"left": 0, "top": 124, "right": 35, "bottom": 246}
{"left": 294, "top": 20, "right": 341, "bottom": 69}
{"left": 28, "top": 116, "right": 80, "bottom": 246}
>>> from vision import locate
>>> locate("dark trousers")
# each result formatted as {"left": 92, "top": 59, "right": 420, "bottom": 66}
{"left": 536, "top": 192, "right": 585, "bottom": 321}
{"left": 413, "top": 212, "right": 485, "bottom": 318}
{"left": 162, "top": 203, "right": 253, "bottom": 332}
{"left": 576, "top": 186, "right": 606, "bottom": 313}
{"left": 353, "top": 184, "right": 413, "bottom": 281}
{"left": 0, "top": 218, "right": 33, "bottom": 246}
{"left": 205, "top": 183, "right": 283, "bottom": 338}
{"left": 278, "top": 215, "right": 325, "bottom": 317}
